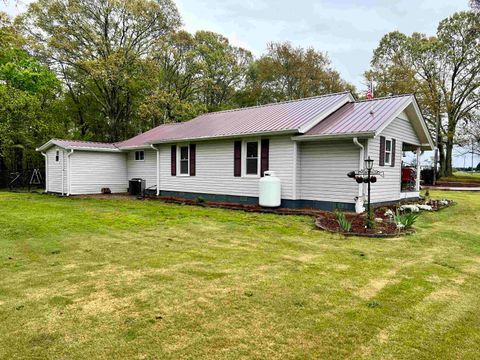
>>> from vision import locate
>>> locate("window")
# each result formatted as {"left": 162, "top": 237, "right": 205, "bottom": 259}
{"left": 385, "top": 139, "right": 392, "bottom": 165}
{"left": 180, "top": 146, "right": 189, "bottom": 175}
{"left": 55, "top": 150, "right": 59, "bottom": 162}
{"left": 135, "top": 150, "right": 145, "bottom": 161}
{"left": 245, "top": 141, "right": 259, "bottom": 176}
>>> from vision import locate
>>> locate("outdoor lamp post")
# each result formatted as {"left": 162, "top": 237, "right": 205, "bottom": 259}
{"left": 365, "top": 156, "right": 374, "bottom": 225}
{"left": 347, "top": 156, "right": 382, "bottom": 227}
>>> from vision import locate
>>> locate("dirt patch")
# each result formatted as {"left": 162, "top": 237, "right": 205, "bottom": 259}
{"left": 356, "top": 268, "right": 401, "bottom": 300}
{"left": 426, "top": 287, "right": 460, "bottom": 301}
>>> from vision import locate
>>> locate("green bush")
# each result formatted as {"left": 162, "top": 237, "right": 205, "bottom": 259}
{"left": 335, "top": 210, "right": 352, "bottom": 232}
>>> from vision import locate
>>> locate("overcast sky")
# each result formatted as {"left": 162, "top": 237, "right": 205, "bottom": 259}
{"left": 2, "top": 0, "right": 469, "bottom": 89}
{"left": 2, "top": 0, "right": 477, "bottom": 167}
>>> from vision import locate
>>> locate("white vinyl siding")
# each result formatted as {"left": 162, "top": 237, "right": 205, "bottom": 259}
{"left": 298, "top": 140, "right": 360, "bottom": 204}
{"left": 127, "top": 149, "right": 157, "bottom": 189}
{"left": 69, "top": 151, "right": 127, "bottom": 194}
{"left": 46, "top": 147, "right": 66, "bottom": 194}
{"left": 159, "top": 136, "right": 295, "bottom": 199}
{"left": 368, "top": 112, "right": 421, "bottom": 203}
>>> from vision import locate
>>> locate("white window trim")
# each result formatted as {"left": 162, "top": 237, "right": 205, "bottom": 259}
{"left": 177, "top": 144, "right": 190, "bottom": 176}
{"left": 242, "top": 139, "right": 261, "bottom": 178}
{"left": 384, "top": 139, "right": 392, "bottom": 165}
{"left": 134, "top": 150, "right": 145, "bottom": 162}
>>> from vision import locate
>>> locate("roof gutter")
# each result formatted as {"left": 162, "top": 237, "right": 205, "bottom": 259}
{"left": 147, "top": 129, "right": 299, "bottom": 145}
{"left": 292, "top": 131, "right": 375, "bottom": 142}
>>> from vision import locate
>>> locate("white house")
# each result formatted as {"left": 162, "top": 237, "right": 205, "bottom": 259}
{"left": 37, "top": 92, "right": 434, "bottom": 211}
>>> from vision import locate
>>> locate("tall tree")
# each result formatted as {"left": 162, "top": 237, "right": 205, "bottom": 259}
{"left": 138, "top": 30, "right": 206, "bottom": 127}
{"left": 238, "top": 42, "right": 355, "bottom": 106}
{"left": 0, "top": 12, "right": 63, "bottom": 172}
{"left": 20, "top": 0, "right": 181, "bottom": 141}
{"left": 194, "top": 31, "right": 253, "bottom": 111}
{"left": 365, "top": 11, "right": 480, "bottom": 176}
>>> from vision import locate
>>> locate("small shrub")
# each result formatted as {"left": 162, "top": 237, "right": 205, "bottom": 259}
{"left": 196, "top": 196, "right": 205, "bottom": 203}
{"left": 394, "top": 210, "right": 418, "bottom": 229}
{"left": 101, "top": 187, "right": 111, "bottom": 194}
{"left": 335, "top": 210, "right": 352, "bottom": 232}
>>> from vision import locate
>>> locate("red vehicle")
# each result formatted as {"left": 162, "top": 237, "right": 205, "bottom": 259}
{"left": 401, "top": 167, "right": 416, "bottom": 191}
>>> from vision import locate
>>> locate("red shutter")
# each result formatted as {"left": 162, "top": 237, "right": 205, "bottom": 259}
{"left": 379, "top": 136, "right": 385, "bottom": 166}
{"left": 171, "top": 145, "right": 176, "bottom": 176}
{"left": 189, "top": 144, "right": 196, "bottom": 176}
{"left": 260, "top": 139, "right": 269, "bottom": 177}
{"left": 234, "top": 141, "right": 241, "bottom": 177}
{"left": 391, "top": 139, "right": 396, "bottom": 167}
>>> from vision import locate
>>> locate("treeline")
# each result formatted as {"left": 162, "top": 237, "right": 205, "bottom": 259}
{"left": 0, "top": 0, "right": 354, "bottom": 173}
{"left": 0, "top": 0, "right": 479, "bottom": 177}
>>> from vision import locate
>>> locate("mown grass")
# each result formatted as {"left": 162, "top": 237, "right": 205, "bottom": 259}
{"left": 0, "top": 191, "right": 479, "bottom": 359}
{"left": 440, "top": 171, "right": 480, "bottom": 183}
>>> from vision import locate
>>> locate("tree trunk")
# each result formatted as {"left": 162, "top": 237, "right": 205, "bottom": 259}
{"left": 445, "top": 136, "right": 454, "bottom": 176}
{"left": 438, "top": 143, "right": 447, "bottom": 178}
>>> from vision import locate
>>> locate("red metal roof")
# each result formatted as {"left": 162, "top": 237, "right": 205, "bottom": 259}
{"left": 38, "top": 93, "right": 420, "bottom": 151}
{"left": 304, "top": 95, "right": 413, "bottom": 137}
{"left": 114, "top": 123, "right": 181, "bottom": 148}
{"left": 143, "top": 92, "right": 352, "bottom": 143}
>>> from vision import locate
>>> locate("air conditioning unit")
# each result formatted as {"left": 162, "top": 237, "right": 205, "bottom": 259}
{"left": 129, "top": 178, "right": 146, "bottom": 196}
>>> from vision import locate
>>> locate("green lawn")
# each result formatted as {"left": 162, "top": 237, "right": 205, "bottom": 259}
{"left": 0, "top": 191, "right": 479, "bottom": 359}
{"left": 440, "top": 171, "right": 480, "bottom": 184}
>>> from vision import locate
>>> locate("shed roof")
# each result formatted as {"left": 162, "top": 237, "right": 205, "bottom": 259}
{"left": 36, "top": 139, "right": 119, "bottom": 152}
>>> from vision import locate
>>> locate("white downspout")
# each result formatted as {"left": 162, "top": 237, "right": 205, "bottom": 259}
{"left": 150, "top": 144, "right": 160, "bottom": 196}
{"left": 353, "top": 137, "right": 365, "bottom": 198}
{"left": 61, "top": 150, "right": 65, "bottom": 196}
{"left": 67, "top": 149, "right": 74, "bottom": 196}
{"left": 41, "top": 152, "right": 48, "bottom": 193}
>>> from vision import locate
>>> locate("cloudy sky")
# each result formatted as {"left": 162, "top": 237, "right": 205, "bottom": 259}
{"left": 2, "top": 0, "right": 477, "bottom": 167}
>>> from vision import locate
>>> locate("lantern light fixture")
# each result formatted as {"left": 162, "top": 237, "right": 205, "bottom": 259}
{"left": 365, "top": 156, "right": 374, "bottom": 171}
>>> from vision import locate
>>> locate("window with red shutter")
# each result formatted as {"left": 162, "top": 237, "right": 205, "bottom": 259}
{"left": 171, "top": 145, "right": 177, "bottom": 176}
{"left": 260, "top": 139, "right": 269, "bottom": 177}
{"left": 234, "top": 141, "right": 241, "bottom": 177}
{"left": 379, "top": 136, "right": 386, "bottom": 166}
{"left": 189, "top": 144, "right": 196, "bottom": 176}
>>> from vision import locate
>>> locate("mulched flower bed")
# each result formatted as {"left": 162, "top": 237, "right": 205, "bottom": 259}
{"left": 315, "top": 198, "right": 454, "bottom": 237}
{"left": 315, "top": 211, "right": 407, "bottom": 238}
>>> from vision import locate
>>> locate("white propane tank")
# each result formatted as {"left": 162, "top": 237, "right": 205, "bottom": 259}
{"left": 259, "top": 171, "right": 281, "bottom": 207}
